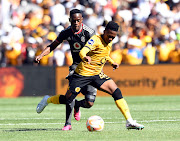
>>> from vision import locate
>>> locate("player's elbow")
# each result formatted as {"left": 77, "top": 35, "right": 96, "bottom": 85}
{"left": 79, "top": 50, "right": 85, "bottom": 60}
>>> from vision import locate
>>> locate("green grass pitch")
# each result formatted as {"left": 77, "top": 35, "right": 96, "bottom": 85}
{"left": 0, "top": 96, "right": 179, "bottom": 141}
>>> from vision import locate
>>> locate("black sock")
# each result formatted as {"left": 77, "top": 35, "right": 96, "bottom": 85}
{"left": 65, "top": 93, "right": 77, "bottom": 126}
{"left": 75, "top": 99, "right": 91, "bottom": 112}
{"left": 65, "top": 100, "right": 75, "bottom": 126}
{"left": 59, "top": 95, "right": 66, "bottom": 104}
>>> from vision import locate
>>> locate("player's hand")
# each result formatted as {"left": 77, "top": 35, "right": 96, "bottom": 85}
{"left": 83, "top": 56, "right": 91, "bottom": 64}
{"left": 34, "top": 55, "right": 42, "bottom": 63}
{"left": 112, "top": 62, "right": 119, "bottom": 70}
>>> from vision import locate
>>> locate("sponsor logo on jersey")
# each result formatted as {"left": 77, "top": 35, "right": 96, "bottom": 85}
{"left": 88, "top": 39, "right": 94, "bottom": 45}
{"left": 72, "top": 50, "right": 80, "bottom": 52}
{"left": 73, "top": 42, "right": 81, "bottom": 49}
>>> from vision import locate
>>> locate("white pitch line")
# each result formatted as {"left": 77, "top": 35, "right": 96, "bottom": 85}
{"left": 0, "top": 118, "right": 65, "bottom": 120}
{"left": 140, "top": 119, "right": 180, "bottom": 123}
{"left": 0, "top": 119, "right": 179, "bottom": 126}
{"left": 0, "top": 123, "right": 64, "bottom": 126}
{"left": 0, "top": 117, "right": 122, "bottom": 120}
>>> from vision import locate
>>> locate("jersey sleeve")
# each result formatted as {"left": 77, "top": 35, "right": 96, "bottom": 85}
{"left": 55, "top": 29, "right": 68, "bottom": 44}
{"left": 89, "top": 29, "right": 96, "bottom": 38}
{"left": 84, "top": 35, "right": 98, "bottom": 51}
{"left": 79, "top": 35, "right": 98, "bottom": 60}
{"left": 106, "top": 56, "right": 115, "bottom": 65}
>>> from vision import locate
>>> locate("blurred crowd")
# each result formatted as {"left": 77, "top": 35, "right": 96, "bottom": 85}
{"left": 0, "top": 0, "right": 180, "bottom": 67}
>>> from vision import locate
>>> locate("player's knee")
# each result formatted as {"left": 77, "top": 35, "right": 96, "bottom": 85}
{"left": 112, "top": 88, "right": 123, "bottom": 101}
{"left": 85, "top": 101, "right": 94, "bottom": 108}
{"left": 85, "top": 95, "right": 96, "bottom": 103}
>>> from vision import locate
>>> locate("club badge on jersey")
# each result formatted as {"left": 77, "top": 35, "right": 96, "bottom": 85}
{"left": 81, "top": 36, "right": 85, "bottom": 42}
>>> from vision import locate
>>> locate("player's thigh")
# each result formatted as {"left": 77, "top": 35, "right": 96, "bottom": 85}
{"left": 65, "top": 89, "right": 72, "bottom": 99}
{"left": 93, "top": 72, "right": 118, "bottom": 95}
{"left": 69, "top": 73, "right": 92, "bottom": 94}
{"left": 100, "top": 79, "right": 118, "bottom": 95}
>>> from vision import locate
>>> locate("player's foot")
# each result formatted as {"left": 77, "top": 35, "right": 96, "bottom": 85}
{"left": 74, "top": 108, "right": 81, "bottom": 121}
{"left": 62, "top": 125, "right": 72, "bottom": 131}
{"left": 126, "top": 120, "right": 144, "bottom": 130}
{"left": 36, "top": 95, "right": 50, "bottom": 114}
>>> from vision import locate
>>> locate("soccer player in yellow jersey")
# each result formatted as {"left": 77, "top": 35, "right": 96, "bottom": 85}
{"left": 66, "top": 21, "right": 144, "bottom": 130}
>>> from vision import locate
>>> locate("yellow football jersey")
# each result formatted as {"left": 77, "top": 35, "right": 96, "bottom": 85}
{"left": 75, "top": 35, "right": 114, "bottom": 76}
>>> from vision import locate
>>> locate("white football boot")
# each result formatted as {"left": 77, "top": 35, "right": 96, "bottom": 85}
{"left": 36, "top": 95, "right": 50, "bottom": 114}
{"left": 126, "top": 119, "right": 144, "bottom": 130}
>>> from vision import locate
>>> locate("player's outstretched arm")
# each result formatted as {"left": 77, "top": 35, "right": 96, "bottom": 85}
{"left": 35, "top": 47, "right": 51, "bottom": 63}
{"left": 35, "top": 40, "right": 59, "bottom": 63}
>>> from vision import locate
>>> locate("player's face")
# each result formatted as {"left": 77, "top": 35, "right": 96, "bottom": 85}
{"left": 103, "top": 29, "right": 117, "bottom": 44}
{"left": 70, "top": 13, "right": 83, "bottom": 32}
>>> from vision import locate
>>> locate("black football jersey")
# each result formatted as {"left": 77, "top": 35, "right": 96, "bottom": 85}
{"left": 55, "top": 24, "right": 95, "bottom": 64}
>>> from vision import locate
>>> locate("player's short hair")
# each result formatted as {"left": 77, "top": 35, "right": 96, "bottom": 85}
{"left": 105, "top": 21, "right": 119, "bottom": 32}
{"left": 70, "top": 9, "right": 82, "bottom": 17}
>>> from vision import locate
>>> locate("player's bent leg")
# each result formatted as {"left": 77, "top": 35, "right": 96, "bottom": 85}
{"left": 100, "top": 80, "right": 144, "bottom": 130}
{"left": 74, "top": 86, "right": 97, "bottom": 121}
{"left": 74, "top": 99, "right": 94, "bottom": 121}
{"left": 112, "top": 88, "right": 144, "bottom": 130}
{"left": 36, "top": 95, "right": 50, "bottom": 113}
{"left": 112, "top": 89, "right": 144, "bottom": 130}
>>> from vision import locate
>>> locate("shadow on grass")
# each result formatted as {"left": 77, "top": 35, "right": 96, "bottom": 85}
{"left": 3, "top": 128, "right": 60, "bottom": 132}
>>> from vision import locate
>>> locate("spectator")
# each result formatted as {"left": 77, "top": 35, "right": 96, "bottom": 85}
{"left": 110, "top": 42, "right": 122, "bottom": 65}
{"left": 0, "top": 0, "right": 179, "bottom": 67}
{"left": 122, "top": 38, "right": 143, "bottom": 65}
{"left": 49, "top": 0, "right": 66, "bottom": 27}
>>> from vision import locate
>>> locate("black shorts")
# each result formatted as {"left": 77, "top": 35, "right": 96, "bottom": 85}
{"left": 69, "top": 72, "right": 111, "bottom": 95}
{"left": 66, "top": 64, "right": 97, "bottom": 97}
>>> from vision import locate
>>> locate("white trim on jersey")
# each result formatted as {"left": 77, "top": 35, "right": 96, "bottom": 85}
{"left": 83, "top": 24, "right": 94, "bottom": 34}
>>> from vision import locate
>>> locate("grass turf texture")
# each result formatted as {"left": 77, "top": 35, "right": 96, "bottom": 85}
{"left": 0, "top": 96, "right": 179, "bottom": 141}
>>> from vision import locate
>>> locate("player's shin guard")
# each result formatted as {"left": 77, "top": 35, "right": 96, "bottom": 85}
{"left": 112, "top": 88, "right": 132, "bottom": 120}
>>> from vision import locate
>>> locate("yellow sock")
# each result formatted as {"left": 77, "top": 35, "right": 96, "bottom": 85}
{"left": 115, "top": 98, "right": 132, "bottom": 120}
{"left": 47, "top": 95, "right": 60, "bottom": 104}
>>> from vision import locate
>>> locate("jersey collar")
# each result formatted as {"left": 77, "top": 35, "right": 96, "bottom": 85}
{"left": 71, "top": 24, "right": 83, "bottom": 34}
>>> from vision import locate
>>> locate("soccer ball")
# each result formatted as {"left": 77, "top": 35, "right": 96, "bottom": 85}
{"left": 86, "top": 115, "right": 104, "bottom": 131}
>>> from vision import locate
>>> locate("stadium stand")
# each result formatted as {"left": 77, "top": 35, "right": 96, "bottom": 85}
{"left": 0, "top": 0, "right": 180, "bottom": 67}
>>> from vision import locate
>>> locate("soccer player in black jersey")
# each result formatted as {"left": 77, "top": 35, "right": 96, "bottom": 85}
{"left": 35, "top": 9, "right": 97, "bottom": 130}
